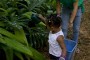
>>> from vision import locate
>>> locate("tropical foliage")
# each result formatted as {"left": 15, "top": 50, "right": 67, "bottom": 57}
{"left": 0, "top": 0, "right": 56, "bottom": 60}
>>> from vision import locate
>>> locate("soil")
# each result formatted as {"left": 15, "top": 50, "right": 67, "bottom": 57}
{"left": 41, "top": 1, "right": 90, "bottom": 60}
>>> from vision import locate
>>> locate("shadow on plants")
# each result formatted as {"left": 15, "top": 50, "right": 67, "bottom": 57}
{"left": 0, "top": 49, "right": 6, "bottom": 60}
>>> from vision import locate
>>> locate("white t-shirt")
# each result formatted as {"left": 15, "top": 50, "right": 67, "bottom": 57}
{"left": 48, "top": 30, "right": 64, "bottom": 57}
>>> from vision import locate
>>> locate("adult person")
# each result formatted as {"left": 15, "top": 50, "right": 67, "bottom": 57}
{"left": 56, "top": 0, "right": 84, "bottom": 43}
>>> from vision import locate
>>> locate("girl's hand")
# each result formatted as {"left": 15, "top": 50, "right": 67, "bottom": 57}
{"left": 57, "top": 14, "right": 61, "bottom": 17}
{"left": 59, "top": 57, "right": 65, "bottom": 60}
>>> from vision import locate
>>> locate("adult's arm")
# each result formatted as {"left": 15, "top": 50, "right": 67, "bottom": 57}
{"left": 69, "top": 0, "right": 79, "bottom": 24}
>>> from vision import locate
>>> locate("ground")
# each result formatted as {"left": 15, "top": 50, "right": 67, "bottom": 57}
{"left": 41, "top": 1, "right": 90, "bottom": 60}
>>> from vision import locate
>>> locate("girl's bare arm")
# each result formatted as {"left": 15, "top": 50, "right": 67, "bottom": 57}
{"left": 57, "top": 35, "right": 66, "bottom": 57}
{"left": 56, "top": 0, "right": 61, "bottom": 15}
{"left": 38, "top": 14, "right": 46, "bottom": 24}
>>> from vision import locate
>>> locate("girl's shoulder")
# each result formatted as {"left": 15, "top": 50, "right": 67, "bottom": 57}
{"left": 57, "top": 29, "right": 64, "bottom": 35}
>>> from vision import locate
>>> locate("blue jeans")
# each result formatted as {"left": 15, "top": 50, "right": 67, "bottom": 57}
{"left": 61, "top": 7, "right": 82, "bottom": 43}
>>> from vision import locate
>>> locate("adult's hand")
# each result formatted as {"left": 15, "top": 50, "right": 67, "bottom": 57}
{"left": 69, "top": 20, "right": 73, "bottom": 28}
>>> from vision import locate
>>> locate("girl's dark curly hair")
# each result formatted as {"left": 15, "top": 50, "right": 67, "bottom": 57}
{"left": 47, "top": 14, "right": 62, "bottom": 28}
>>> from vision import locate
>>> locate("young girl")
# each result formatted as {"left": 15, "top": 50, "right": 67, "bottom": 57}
{"left": 38, "top": 14, "right": 66, "bottom": 60}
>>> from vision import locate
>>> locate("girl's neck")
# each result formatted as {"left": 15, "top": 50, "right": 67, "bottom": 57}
{"left": 52, "top": 27, "right": 61, "bottom": 34}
